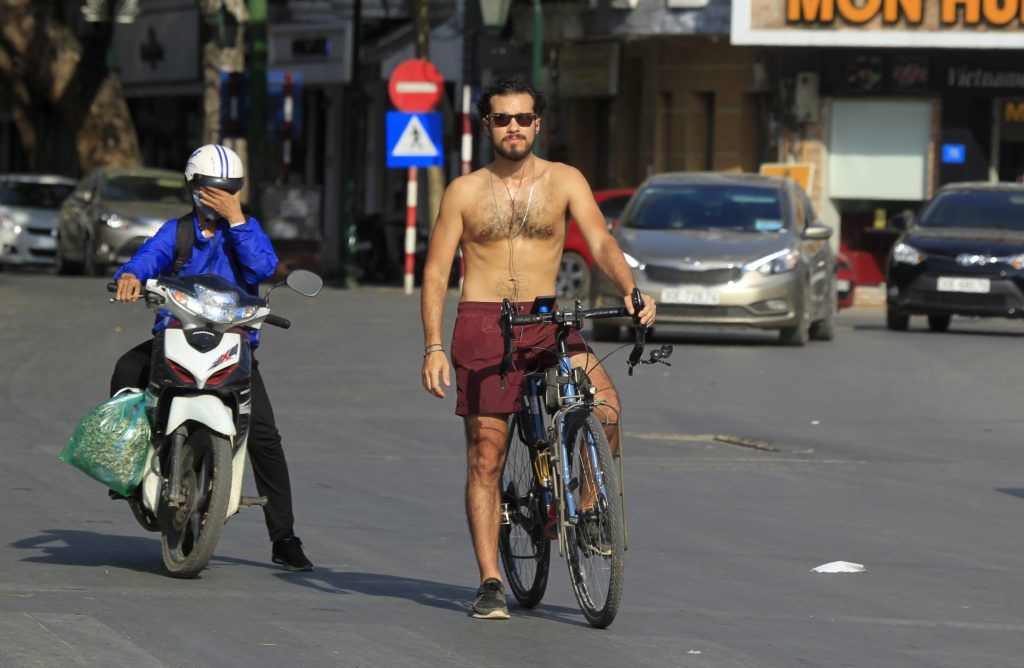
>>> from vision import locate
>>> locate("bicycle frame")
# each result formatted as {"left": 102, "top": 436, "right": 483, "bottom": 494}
{"left": 513, "top": 317, "right": 624, "bottom": 557}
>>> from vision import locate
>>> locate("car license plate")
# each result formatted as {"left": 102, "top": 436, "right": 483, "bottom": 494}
{"left": 661, "top": 287, "right": 720, "bottom": 305}
{"left": 836, "top": 279, "right": 851, "bottom": 291}
{"left": 937, "top": 276, "right": 990, "bottom": 293}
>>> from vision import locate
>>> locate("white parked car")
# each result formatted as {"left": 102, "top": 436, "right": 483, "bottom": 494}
{"left": 0, "top": 174, "right": 76, "bottom": 269}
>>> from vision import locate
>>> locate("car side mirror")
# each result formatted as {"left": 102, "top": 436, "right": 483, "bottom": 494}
{"left": 803, "top": 223, "right": 832, "bottom": 240}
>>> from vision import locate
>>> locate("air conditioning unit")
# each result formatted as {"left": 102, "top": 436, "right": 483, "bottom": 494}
{"left": 793, "top": 71, "right": 820, "bottom": 123}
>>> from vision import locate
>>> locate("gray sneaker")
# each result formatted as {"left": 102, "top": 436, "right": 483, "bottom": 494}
{"left": 472, "top": 578, "right": 510, "bottom": 620}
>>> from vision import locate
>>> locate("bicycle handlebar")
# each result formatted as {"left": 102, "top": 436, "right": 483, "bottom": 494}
{"left": 499, "top": 287, "right": 653, "bottom": 382}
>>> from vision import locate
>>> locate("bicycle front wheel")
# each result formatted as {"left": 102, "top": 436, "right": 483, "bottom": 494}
{"left": 498, "top": 414, "right": 551, "bottom": 608}
{"left": 563, "top": 412, "right": 625, "bottom": 628}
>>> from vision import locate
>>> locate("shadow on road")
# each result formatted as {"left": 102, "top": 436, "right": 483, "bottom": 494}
{"left": 10, "top": 529, "right": 163, "bottom": 573}
{"left": 996, "top": 488, "right": 1024, "bottom": 502}
{"left": 263, "top": 566, "right": 590, "bottom": 625}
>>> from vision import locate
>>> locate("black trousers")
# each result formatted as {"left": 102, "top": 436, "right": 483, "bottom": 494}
{"left": 111, "top": 339, "right": 296, "bottom": 542}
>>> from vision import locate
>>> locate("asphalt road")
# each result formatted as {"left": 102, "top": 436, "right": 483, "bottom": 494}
{"left": 3, "top": 271, "right": 1024, "bottom": 667}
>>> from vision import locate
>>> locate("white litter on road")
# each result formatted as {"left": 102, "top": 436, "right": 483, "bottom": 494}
{"left": 812, "top": 561, "right": 865, "bottom": 573}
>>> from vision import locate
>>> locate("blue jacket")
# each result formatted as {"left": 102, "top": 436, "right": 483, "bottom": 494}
{"left": 114, "top": 212, "right": 279, "bottom": 346}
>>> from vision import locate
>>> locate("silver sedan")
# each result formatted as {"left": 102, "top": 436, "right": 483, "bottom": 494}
{"left": 590, "top": 172, "right": 836, "bottom": 346}
{"left": 0, "top": 174, "right": 76, "bottom": 269}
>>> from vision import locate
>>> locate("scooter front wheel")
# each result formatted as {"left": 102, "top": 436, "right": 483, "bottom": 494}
{"left": 160, "top": 425, "right": 232, "bottom": 578}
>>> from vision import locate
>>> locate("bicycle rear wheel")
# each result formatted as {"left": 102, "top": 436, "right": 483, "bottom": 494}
{"left": 563, "top": 412, "right": 624, "bottom": 628}
{"left": 498, "top": 414, "right": 551, "bottom": 608}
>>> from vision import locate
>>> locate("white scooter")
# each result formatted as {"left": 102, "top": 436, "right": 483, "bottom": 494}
{"left": 108, "top": 270, "right": 322, "bottom": 578}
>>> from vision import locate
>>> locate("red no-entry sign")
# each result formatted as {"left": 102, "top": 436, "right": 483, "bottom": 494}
{"left": 388, "top": 59, "right": 444, "bottom": 113}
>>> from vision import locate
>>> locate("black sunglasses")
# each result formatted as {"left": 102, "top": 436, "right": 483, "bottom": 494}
{"left": 488, "top": 113, "right": 539, "bottom": 127}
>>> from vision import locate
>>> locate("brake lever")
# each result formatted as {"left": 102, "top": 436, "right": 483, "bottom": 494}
{"left": 626, "top": 288, "right": 646, "bottom": 376}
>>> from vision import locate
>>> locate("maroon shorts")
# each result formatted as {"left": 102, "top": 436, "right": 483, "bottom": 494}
{"left": 451, "top": 301, "right": 592, "bottom": 417}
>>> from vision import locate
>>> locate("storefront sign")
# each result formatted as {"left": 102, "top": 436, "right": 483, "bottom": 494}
{"left": 268, "top": 23, "right": 352, "bottom": 84}
{"left": 1005, "top": 102, "right": 1024, "bottom": 122}
{"left": 731, "top": 0, "right": 1024, "bottom": 47}
{"left": 947, "top": 68, "right": 1024, "bottom": 90}
{"left": 111, "top": 3, "right": 198, "bottom": 85}
{"left": 760, "top": 163, "right": 815, "bottom": 193}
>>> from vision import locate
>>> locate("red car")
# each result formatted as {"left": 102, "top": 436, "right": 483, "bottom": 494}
{"left": 559, "top": 188, "right": 636, "bottom": 299}
{"left": 836, "top": 251, "right": 856, "bottom": 309}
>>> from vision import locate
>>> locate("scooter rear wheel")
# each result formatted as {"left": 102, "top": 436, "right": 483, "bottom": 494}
{"left": 160, "top": 425, "right": 232, "bottom": 578}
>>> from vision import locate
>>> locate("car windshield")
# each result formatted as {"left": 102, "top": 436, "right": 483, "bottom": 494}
{"left": 102, "top": 175, "right": 189, "bottom": 204}
{"left": 917, "top": 189, "right": 1024, "bottom": 230}
{"left": 0, "top": 180, "right": 74, "bottom": 209}
{"left": 624, "top": 185, "right": 786, "bottom": 232}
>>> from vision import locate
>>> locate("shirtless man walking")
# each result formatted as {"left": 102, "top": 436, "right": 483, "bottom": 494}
{"left": 419, "top": 77, "right": 655, "bottom": 620}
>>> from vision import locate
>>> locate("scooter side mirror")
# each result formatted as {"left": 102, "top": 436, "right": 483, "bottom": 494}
{"left": 286, "top": 269, "right": 323, "bottom": 297}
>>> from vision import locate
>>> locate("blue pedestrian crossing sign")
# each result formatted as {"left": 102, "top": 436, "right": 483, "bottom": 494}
{"left": 387, "top": 112, "right": 444, "bottom": 168}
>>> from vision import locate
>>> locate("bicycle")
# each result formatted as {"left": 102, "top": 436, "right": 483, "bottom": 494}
{"left": 496, "top": 288, "right": 672, "bottom": 628}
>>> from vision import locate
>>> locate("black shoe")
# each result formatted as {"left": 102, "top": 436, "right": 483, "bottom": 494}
{"left": 272, "top": 536, "right": 314, "bottom": 572}
{"left": 471, "top": 578, "right": 510, "bottom": 620}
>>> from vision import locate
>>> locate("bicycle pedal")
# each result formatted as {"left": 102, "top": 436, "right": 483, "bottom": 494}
{"left": 500, "top": 503, "right": 512, "bottom": 526}
{"left": 239, "top": 495, "right": 268, "bottom": 507}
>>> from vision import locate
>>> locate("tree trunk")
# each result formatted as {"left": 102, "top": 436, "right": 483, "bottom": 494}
{"left": 0, "top": 0, "right": 142, "bottom": 171}
{"left": 199, "top": 0, "right": 249, "bottom": 199}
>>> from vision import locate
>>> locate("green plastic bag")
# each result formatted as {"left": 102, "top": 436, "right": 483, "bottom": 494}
{"left": 60, "top": 390, "right": 152, "bottom": 496}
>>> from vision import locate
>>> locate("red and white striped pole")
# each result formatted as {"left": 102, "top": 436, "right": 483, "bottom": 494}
{"left": 282, "top": 70, "right": 293, "bottom": 183}
{"left": 457, "top": 84, "right": 473, "bottom": 291}
{"left": 404, "top": 166, "right": 418, "bottom": 295}
{"left": 461, "top": 84, "right": 473, "bottom": 177}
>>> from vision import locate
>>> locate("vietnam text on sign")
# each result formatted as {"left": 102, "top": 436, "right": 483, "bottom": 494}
{"left": 386, "top": 112, "right": 444, "bottom": 168}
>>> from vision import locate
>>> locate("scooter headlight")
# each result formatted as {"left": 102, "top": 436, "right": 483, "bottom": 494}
{"left": 169, "top": 285, "right": 257, "bottom": 323}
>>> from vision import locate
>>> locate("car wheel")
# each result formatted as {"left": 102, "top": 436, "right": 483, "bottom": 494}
{"left": 927, "top": 314, "right": 951, "bottom": 333}
{"left": 56, "top": 235, "right": 82, "bottom": 275}
{"left": 886, "top": 307, "right": 909, "bottom": 331}
{"left": 809, "top": 282, "right": 838, "bottom": 341}
{"left": 591, "top": 322, "right": 621, "bottom": 342}
{"left": 809, "top": 305, "right": 836, "bottom": 341}
{"left": 779, "top": 291, "right": 810, "bottom": 346}
{"left": 557, "top": 252, "right": 591, "bottom": 301}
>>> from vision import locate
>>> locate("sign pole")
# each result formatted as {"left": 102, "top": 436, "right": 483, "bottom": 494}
{"left": 404, "top": 166, "right": 418, "bottom": 295}
{"left": 458, "top": 84, "right": 473, "bottom": 291}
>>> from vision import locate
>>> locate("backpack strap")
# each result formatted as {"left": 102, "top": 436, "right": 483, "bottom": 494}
{"left": 171, "top": 213, "right": 195, "bottom": 277}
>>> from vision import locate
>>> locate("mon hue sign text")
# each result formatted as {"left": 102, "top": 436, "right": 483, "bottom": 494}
{"left": 731, "top": 0, "right": 1024, "bottom": 47}
{"left": 787, "top": 0, "right": 1024, "bottom": 25}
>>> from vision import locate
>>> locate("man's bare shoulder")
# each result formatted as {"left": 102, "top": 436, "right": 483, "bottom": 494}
{"left": 448, "top": 169, "right": 489, "bottom": 192}
{"left": 544, "top": 161, "right": 587, "bottom": 190}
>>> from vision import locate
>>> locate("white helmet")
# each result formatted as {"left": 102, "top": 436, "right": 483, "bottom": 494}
{"left": 184, "top": 144, "right": 244, "bottom": 191}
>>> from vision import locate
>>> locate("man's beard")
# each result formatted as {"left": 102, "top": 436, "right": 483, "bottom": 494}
{"left": 492, "top": 134, "right": 533, "bottom": 161}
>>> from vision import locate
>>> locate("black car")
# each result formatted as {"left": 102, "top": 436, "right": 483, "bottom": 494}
{"left": 886, "top": 182, "right": 1024, "bottom": 332}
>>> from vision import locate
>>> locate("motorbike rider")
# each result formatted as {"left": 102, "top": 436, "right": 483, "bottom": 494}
{"left": 109, "top": 143, "right": 313, "bottom": 572}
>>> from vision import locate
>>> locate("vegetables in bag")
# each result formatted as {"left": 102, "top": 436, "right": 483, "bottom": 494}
{"left": 60, "top": 390, "right": 152, "bottom": 496}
